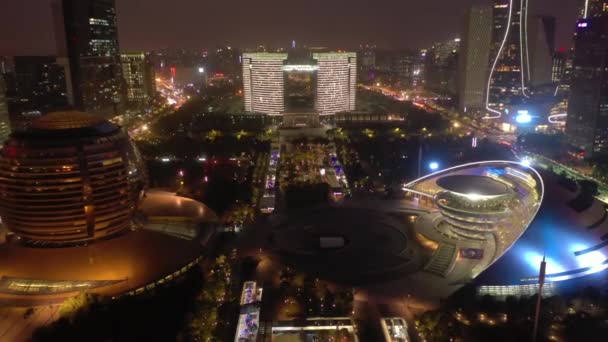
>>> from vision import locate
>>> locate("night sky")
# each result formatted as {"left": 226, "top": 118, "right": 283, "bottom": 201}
{"left": 0, "top": 0, "right": 579, "bottom": 55}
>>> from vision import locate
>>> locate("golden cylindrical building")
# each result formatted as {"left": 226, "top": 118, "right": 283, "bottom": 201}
{"left": 0, "top": 111, "right": 145, "bottom": 245}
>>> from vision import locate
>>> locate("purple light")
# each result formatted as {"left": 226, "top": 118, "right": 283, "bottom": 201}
{"left": 578, "top": 22, "right": 588, "bottom": 28}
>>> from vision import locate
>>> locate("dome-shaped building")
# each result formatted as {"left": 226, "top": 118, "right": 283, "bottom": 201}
{"left": 0, "top": 111, "right": 146, "bottom": 244}
{"left": 267, "top": 159, "right": 608, "bottom": 301}
{"left": 0, "top": 112, "right": 217, "bottom": 305}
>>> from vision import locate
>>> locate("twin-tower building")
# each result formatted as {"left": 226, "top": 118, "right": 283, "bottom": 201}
{"left": 242, "top": 51, "right": 357, "bottom": 116}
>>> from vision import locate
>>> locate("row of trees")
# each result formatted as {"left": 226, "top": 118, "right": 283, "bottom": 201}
{"left": 276, "top": 268, "right": 354, "bottom": 318}
{"left": 32, "top": 269, "right": 204, "bottom": 341}
{"left": 414, "top": 285, "right": 608, "bottom": 342}
{"left": 186, "top": 254, "right": 240, "bottom": 341}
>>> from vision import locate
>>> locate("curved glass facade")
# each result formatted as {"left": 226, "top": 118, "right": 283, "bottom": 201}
{"left": 403, "top": 161, "right": 544, "bottom": 278}
{"left": 0, "top": 111, "right": 145, "bottom": 245}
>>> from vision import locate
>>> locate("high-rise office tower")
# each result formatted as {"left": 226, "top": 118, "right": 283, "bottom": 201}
{"left": 0, "top": 75, "right": 9, "bottom": 142}
{"left": 242, "top": 53, "right": 288, "bottom": 116}
{"left": 0, "top": 58, "right": 13, "bottom": 142}
{"left": 205, "top": 46, "right": 240, "bottom": 77}
{"left": 425, "top": 38, "right": 461, "bottom": 96}
{"left": 62, "top": 0, "right": 124, "bottom": 116}
{"left": 486, "top": 0, "right": 530, "bottom": 118}
{"left": 3, "top": 56, "right": 71, "bottom": 131}
{"left": 121, "top": 52, "right": 156, "bottom": 107}
{"left": 143, "top": 53, "right": 156, "bottom": 99}
{"left": 357, "top": 44, "right": 376, "bottom": 71}
{"left": 552, "top": 51, "right": 567, "bottom": 83}
{"left": 580, "top": 0, "right": 608, "bottom": 18}
{"left": 242, "top": 52, "right": 356, "bottom": 116}
{"left": 313, "top": 52, "right": 357, "bottom": 115}
{"left": 372, "top": 50, "right": 419, "bottom": 86}
{"left": 458, "top": 4, "right": 492, "bottom": 113}
{"left": 394, "top": 51, "right": 417, "bottom": 87}
{"left": 566, "top": 17, "right": 608, "bottom": 156}
{"left": 528, "top": 16, "right": 555, "bottom": 87}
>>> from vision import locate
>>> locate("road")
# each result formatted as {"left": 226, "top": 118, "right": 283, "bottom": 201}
{"left": 121, "top": 75, "right": 190, "bottom": 140}
{"left": 0, "top": 305, "right": 60, "bottom": 341}
{"left": 155, "top": 76, "right": 188, "bottom": 108}
{"left": 362, "top": 84, "right": 509, "bottom": 140}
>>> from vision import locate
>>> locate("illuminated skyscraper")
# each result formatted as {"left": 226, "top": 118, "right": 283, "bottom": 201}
{"left": 459, "top": 4, "right": 492, "bottom": 113}
{"left": 242, "top": 53, "right": 288, "bottom": 115}
{"left": 357, "top": 45, "right": 375, "bottom": 71}
{"left": 486, "top": 0, "right": 530, "bottom": 118}
{"left": 62, "top": 0, "right": 125, "bottom": 116}
{"left": 425, "top": 38, "right": 461, "bottom": 96}
{"left": 528, "top": 16, "right": 555, "bottom": 87}
{"left": 121, "top": 52, "right": 156, "bottom": 107}
{"left": 566, "top": 17, "right": 608, "bottom": 156}
{"left": 3, "top": 56, "right": 71, "bottom": 131}
{"left": 0, "top": 75, "right": 9, "bottom": 142}
{"left": 551, "top": 51, "right": 567, "bottom": 83}
{"left": 242, "top": 52, "right": 356, "bottom": 116}
{"left": 313, "top": 52, "right": 357, "bottom": 115}
{"left": 580, "top": 0, "right": 608, "bottom": 18}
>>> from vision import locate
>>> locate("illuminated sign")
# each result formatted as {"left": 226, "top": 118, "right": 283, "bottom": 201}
{"left": 578, "top": 21, "right": 588, "bottom": 28}
{"left": 282, "top": 65, "right": 318, "bottom": 72}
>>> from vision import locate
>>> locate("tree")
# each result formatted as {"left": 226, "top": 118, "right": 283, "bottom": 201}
{"left": 58, "top": 292, "right": 98, "bottom": 320}
{"left": 579, "top": 180, "right": 599, "bottom": 196}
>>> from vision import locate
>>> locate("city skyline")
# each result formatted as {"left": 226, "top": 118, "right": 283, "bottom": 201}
{"left": 3, "top": 0, "right": 608, "bottom": 341}
{"left": 0, "top": 0, "right": 579, "bottom": 55}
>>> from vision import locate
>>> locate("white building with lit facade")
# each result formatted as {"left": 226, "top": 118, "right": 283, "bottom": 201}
{"left": 242, "top": 51, "right": 356, "bottom": 116}
{"left": 242, "top": 53, "right": 288, "bottom": 116}
{"left": 312, "top": 52, "right": 357, "bottom": 115}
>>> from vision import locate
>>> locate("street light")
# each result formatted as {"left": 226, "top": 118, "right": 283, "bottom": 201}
{"left": 429, "top": 161, "right": 439, "bottom": 171}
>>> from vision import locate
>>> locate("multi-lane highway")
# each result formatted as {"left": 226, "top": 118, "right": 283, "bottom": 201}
{"left": 361, "top": 84, "right": 509, "bottom": 140}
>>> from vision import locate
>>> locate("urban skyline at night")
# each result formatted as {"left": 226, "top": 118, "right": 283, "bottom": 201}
{"left": 0, "top": 0, "right": 580, "bottom": 55}
{"left": 2, "top": 0, "right": 608, "bottom": 341}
